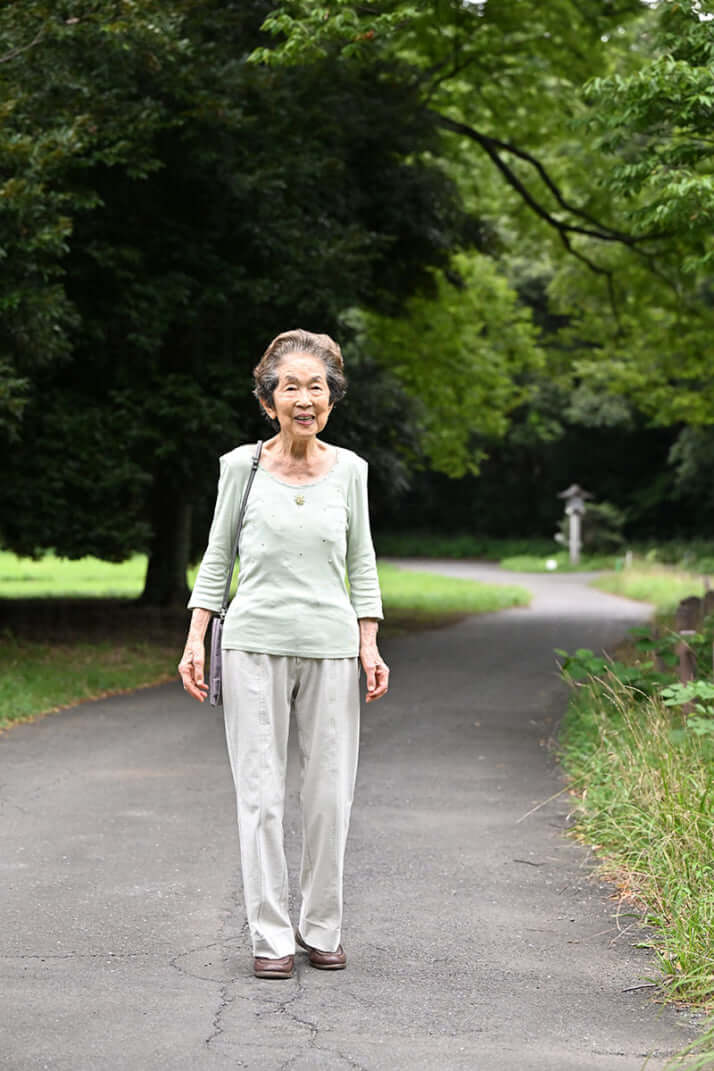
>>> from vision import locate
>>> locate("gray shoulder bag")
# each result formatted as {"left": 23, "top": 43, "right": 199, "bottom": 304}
{"left": 209, "top": 440, "right": 263, "bottom": 706}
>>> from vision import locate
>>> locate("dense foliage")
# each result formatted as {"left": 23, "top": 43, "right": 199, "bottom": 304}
{"left": 3, "top": 1, "right": 714, "bottom": 598}
{"left": 0, "top": 1, "right": 473, "bottom": 601}
{"left": 242, "top": 0, "right": 714, "bottom": 540}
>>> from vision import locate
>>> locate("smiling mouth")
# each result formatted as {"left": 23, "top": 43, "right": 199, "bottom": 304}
{"left": 295, "top": 414, "right": 314, "bottom": 423}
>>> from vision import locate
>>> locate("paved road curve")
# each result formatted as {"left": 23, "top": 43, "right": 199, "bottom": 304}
{"left": 1, "top": 562, "right": 705, "bottom": 1070}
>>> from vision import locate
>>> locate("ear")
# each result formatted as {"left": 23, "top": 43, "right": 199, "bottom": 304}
{"left": 260, "top": 397, "right": 276, "bottom": 421}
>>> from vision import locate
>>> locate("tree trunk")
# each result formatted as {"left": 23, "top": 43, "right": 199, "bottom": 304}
{"left": 140, "top": 485, "right": 193, "bottom": 607}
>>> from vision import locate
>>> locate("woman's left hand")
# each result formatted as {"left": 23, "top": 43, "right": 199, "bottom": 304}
{"left": 360, "top": 646, "right": 390, "bottom": 703}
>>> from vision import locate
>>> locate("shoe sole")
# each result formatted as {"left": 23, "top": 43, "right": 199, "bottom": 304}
{"left": 254, "top": 969, "right": 293, "bottom": 979}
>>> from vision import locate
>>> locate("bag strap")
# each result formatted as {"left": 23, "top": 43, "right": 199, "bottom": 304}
{"left": 219, "top": 440, "right": 263, "bottom": 620}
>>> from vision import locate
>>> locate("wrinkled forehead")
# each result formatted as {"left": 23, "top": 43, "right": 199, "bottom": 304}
{"left": 275, "top": 352, "right": 328, "bottom": 382}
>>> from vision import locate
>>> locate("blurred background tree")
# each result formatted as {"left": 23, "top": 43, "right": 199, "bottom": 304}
{"left": 3, "top": 0, "right": 714, "bottom": 602}
{"left": 0, "top": 1, "right": 474, "bottom": 602}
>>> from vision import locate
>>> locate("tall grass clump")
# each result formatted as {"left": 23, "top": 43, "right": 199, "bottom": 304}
{"left": 592, "top": 565, "right": 707, "bottom": 613}
{"left": 560, "top": 672, "right": 714, "bottom": 1007}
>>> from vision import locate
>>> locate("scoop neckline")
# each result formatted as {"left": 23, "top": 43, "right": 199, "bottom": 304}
{"left": 257, "top": 444, "right": 341, "bottom": 489}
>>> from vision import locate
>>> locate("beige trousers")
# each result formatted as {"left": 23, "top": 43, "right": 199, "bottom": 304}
{"left": 222, "top": 650, "right": 360, "bottom": 959}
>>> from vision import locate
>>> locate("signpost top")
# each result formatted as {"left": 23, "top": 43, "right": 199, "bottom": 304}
{"left": 557, "top": 484, "right": 592, "bottom": 516}
{"left": 557, "top": 483, "right": 593, "bottom": 501}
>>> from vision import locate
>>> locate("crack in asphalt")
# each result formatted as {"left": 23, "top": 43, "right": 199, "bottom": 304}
{"left": 277, "top": 1043, "right": 368, "bottom": 1071}
{"left": 204, "top": 981, "right": 235, "bottom": 1049}
{"left": 317, "top": 1046, "right": 369, "bottom": 1071}
{"left": 168, "top": 940, "right": 231, "bottom": 983}
{"left": 202, "top": 863, "right": 249, "bottom": 1050}
{"left": 268, "top": 973, "right": 370, "bottom": 1071}
{"left": 278, "top": 1001, "right": 318, "bottom": 1042}
{"left": 273, "top": 997, "right": 369, "bottom": 1071}
{"left": 273, "top": 981, "right": 318, "bottom": 1071}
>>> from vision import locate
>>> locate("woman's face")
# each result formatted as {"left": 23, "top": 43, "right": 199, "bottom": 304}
{"left": 263, "top": 352, "right": 333, "bottom": 437}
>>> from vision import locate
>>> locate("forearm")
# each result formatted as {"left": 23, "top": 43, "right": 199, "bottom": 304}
{"left": 358, "top": 617, "right": 379, "bottom": 648}
{"left": 187, "top": 607, "right": 213, "bottom": 644}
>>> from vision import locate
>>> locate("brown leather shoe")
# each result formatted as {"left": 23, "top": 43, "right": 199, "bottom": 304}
{"left": 295, "top": 930, "right": 346, "bottom": 970}
{"left": 253, "top": 954, "right": 294, "bottom": 979}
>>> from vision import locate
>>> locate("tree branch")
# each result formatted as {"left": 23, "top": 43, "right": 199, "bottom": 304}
{"left": 434, "top": 109, "right": 687, "bottom": 309}
{"left": 422, "top": 56, "right": 480, "bottom": 104}
{"left": 434, "top": 112, "right": 648, "bottom": 246}
{"left": 0, "top": 26, "right": 45, "bottom": 65}
{"left": 433, "top": 112, "right": 629, "bottom": 316}
{"left": 482, "top": 131, "right": 641, "bottom": 243}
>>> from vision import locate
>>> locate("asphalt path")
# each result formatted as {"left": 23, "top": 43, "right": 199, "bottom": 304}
{"left": 1, "top": 561, "right": 706, "bottom": 1070}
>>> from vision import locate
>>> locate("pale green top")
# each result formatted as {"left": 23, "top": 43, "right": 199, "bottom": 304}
{"left": 188, "top": 442, "right": 383, "bottom": 657}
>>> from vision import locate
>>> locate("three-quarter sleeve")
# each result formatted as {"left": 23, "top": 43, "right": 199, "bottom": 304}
{"left": 346, "top": 458, "right": 383, "bottom": 621}
{"left": 187, "top": 454, "right": 245, "bottom": 614}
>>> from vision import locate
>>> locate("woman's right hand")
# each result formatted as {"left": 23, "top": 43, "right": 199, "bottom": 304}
{"left": 178, "top": 638, "right": 209, "bottom": 701}
{"left": 178, "top": 608, "right": 212, "bottom": 702}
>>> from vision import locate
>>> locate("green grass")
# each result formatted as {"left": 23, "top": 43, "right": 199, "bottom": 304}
{"left": 592, "top": 565, "right": 707, "bottom": 613}
{"left": 560, "top": 678, "right": 714, "bottom": 1013}
{"left": 0, "top": 638, "right": 177, "bottom": 731}
{"left": 378, "top": 561, "right": 530, "bottom": 616}
{"left": 1, "top": 552, "right": 530, "bottom": 727}
{"left": 630, "top": 540, "right": 714, "bottom": 573}
{"left": 500, "top": 551, "right": 617, "bottom": 573}
{"left": 0, "top": 550, "right": 149, "bottom": 597}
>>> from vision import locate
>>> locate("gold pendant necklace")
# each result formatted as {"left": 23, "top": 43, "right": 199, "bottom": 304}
{"left": 295, "top": 494, "right": 305, "bottom": 506}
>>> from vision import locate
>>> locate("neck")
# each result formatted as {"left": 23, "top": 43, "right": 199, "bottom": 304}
{"left": 274, "top": 428, "right": 321, "bottom": 463}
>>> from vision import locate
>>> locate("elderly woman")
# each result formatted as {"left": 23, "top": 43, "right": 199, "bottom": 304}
{"left": 178, "top": 329, "right": 389, "bottom": 980}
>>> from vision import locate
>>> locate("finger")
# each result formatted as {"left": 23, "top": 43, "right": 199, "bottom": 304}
{"left": 370, "top": 665, "right": 390, "bottom": 701}
{"left": 183, "top": 678, "right": 208, "bottom": 702}
{"left": 178, "top": 659, "right": 207, "bottom": 700}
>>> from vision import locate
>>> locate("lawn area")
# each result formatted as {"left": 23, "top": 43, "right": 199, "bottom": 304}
{"left": 0, "top": 550, "right": 149, "bottom": 598}
{"left": 1, "top": 551, "right": 530, "bottom": 728}
{"left": 378, "top": 561, "right": 529, "bottom": 616}
{"left": 0, "top": 640, "right": 178, "bottom": 732}
{"left": 591, "top": 565, "right": 706, "bottom": 613}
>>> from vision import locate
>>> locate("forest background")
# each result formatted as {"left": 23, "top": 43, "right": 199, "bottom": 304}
{"left": 2, "top": 0, "right": 714, "bottom": 605}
